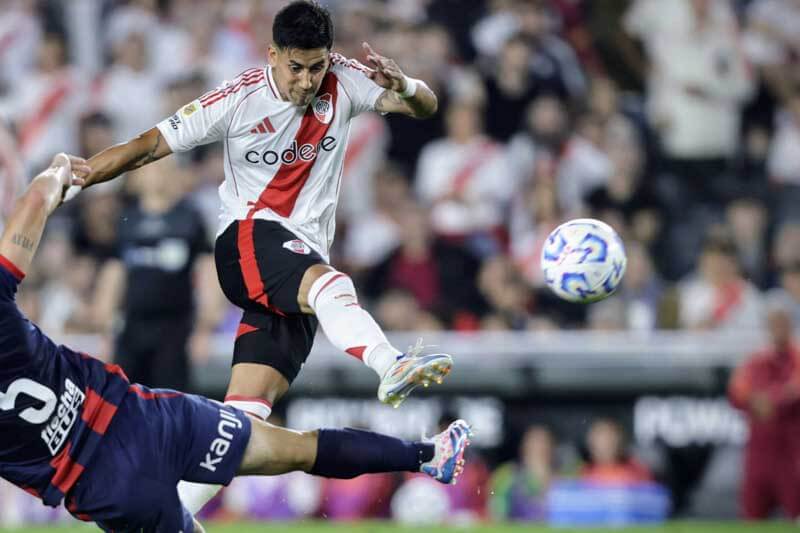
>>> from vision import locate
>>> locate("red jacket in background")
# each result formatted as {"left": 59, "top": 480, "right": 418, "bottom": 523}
{"left": 728, "top": 342, "right": 800, "bottom": 519}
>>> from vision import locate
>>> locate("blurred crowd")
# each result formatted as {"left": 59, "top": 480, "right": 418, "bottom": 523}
{"left": 1, "top": 0, "right": 800, "bottom": 351}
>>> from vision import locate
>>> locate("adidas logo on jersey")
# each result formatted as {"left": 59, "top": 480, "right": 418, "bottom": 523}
{"left": 250, "top": 116, "right": 275, "bottom": 135}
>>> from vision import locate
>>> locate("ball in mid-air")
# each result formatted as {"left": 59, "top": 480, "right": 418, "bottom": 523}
{"left": 541, "top": 218, "right": 627, "bottom": 303}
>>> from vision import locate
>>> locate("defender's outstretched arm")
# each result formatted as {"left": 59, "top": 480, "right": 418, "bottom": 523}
{"left": 0, "top": 154, "right": 89, "bottom": 273}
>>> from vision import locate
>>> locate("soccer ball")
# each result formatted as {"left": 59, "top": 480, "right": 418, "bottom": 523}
{"left": 541, "top": 218, "right": 627, "bottom": 303}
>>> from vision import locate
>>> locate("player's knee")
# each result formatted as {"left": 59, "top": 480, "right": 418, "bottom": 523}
{"left": 306, "top": 270, "right": 358, "bottom": 312}
{"left": 299, "top": 264, "right": 337, "bottom": 309}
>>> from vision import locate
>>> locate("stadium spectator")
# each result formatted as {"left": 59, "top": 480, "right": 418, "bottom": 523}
{"left": 337, "top": 111, "right": 391, "bottom": 225}
{"left": 362, "top": 202, "right": 485, "bottom": 329}
{"left": 415, "top": 98, "right": 513, "bottom": 255}
{"left": 584, "top": 235, "right": 670, "bottom": 330}
{"left": 729, "top": 291, "right": 800, "bottom": 520}
{"left": 624, "top": 0, "right": 753, "bottom": 207}
{"left": 766, "top": 89, "right": 800, "bottom": 219}
{"left": 556, "top": 112, "right": 613, "bottom": 216}
{"left": 584, "top": 104, "right": 663, "bottom": 250}
{"left": 580, "top": 418, "right": 652, "bottom": 484}
{"left": 35, "top": 230, "right": 97, "bottom": 335}
{"left": 104, "top": 0, "right": 194, "bottom": 84}
{"left": 507, "top": 95, "right": 571, "bottom": 192}
{"left": 477, "top": 255, "right": 538, "bottom": 331}
{"left": 373, "top": 288, "right": 445, "bottom": 332}
{"left": 677, "top": 231, "right": 764, "bottom": 331}
{"left": 94, "top": 29, "right": 162, "bottom": 143}
{"left": 0, "top": 0, "right": 42, "bottom": 94}
{"left": 69, "top": 113, "right": 122, "bottom": 262}
{"left": 513, "top": 0, "right": 586, "bottom": 103}
{"left": 482, "top": 35, "right": 546, "bottom": 142}
{"left": 742, "top": 0, "right": 800, "bottom": 107}
{"left": 343, "top": 163, "right": 409, "bottom": 273}
{"left": 725, "top": 197, "right": 770, "bottom": 288}
{"left": 509, "top": 178, "right": 563, "bottom": 289}
{"left": 767, "top": 90, "right": 800, "bottom": 186}
{"left": 779, "top": 262, "right": 800, "bottom": 325}
{"left": 382, "top": 23, "right": 454, "bottom": 174}
{"left": 473, "top": 0, "right": 586, "bottom": 104}
{"left": 773, "top": 221, "right": 800, "bottom": 272}
{"left": 617, "top": 241, "right": 672, "bottom": 330}
{"left": 0, "top": 122, "right": 25, "bottom": 233}
{"left": 490, "top": 425, "right": 558, "bottom": 521}
{"left": 0, "top": 32, "right": 87, "bottom": 172}
{"left": 92, "top": 158, "right": 215, "bottom": 390}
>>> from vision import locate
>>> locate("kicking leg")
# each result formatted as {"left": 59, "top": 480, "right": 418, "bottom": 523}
{"left": 238, "top": 418, "right": 472, "bottom": 485}
{"left": 300, "top": 264, "right": 453, "bottom": 407}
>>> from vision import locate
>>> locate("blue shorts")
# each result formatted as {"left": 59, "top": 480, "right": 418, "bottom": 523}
{"left": 65, "top": 386, "right": 252, "bottom": 532}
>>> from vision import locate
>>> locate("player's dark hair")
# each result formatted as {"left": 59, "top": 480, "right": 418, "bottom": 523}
{"left": 273, "top": 1, "right": 334, "bottom": 51}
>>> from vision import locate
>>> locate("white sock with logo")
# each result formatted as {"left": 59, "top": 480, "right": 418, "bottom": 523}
{"left": 178, "top": 400, "right": 272, "bottom": 514}
{"left": 307, "top": 271, "right": 402, "bottom": 378}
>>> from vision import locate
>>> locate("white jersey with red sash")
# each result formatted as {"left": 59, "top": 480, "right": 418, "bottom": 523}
{"left": 156, "top": 54, "right": 384, "bottom": 262}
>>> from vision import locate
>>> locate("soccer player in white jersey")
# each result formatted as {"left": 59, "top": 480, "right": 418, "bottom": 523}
{"left": 70, "top": 0, "right": 452, "bottom": 514}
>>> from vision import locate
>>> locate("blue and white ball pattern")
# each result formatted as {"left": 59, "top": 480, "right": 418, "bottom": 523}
{"left": 541, "top": 218, "right": 627, "bottom": 303}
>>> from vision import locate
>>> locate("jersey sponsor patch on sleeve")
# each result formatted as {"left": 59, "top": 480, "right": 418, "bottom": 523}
{"left": 182, "top": 103, "right": 198, "bottom": 117}
{"left": 282, "top": 239, "right": 312, "bottom": 255}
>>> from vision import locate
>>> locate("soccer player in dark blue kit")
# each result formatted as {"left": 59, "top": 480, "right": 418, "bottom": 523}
{"left": 0, "top": 153, "right": 471, "bottom": 531}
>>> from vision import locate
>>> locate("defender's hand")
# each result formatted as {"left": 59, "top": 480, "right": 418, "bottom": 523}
{"left": 62, "top": 153, "right": 91, "bottom": 180}
{"left": 51, "top": 153, "right": 90, "bottom": 189}
{"left": 47, "top": 153, "right": 90, "bottom": 206}
{"left": 362, "top": 42, "right": 408, "bottom": 93}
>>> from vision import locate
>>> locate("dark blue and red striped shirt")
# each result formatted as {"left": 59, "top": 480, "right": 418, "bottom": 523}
{"left": 0, "top": 256, "right": 129, "bottom": 507}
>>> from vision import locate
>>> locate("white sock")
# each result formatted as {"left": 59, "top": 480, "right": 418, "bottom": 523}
{"left": 177, "top": 481, "right": 222, "bottom": 515}
{"left": 177, "top": 399, "right": 272, "bottom": 514}
{"left": 223, "top": 395, "right": 272, "bottom": 422}
{"left": 308, "top": 271, "right": 402, "bottom": 378}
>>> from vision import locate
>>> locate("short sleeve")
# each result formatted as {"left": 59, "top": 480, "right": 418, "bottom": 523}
{"left": 330, "top": 54, "right": 385, "bottom": 119}
{"left": 156, "top": 68, "right": 266, "bottom": 153}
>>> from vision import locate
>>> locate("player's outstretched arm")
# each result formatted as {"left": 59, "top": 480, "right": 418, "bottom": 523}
{"left": 0, "top": 154, "right": 89, "bottom": 273}
{"left": 76, "top": 127, "right": 172, "bottom": 189}
{"left": 362, "top": 42, "right": 438, "bottom": 119}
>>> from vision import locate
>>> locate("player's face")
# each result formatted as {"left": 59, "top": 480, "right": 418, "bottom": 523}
{"left": 269, "top": 46, "right": 330, "bottom": 107}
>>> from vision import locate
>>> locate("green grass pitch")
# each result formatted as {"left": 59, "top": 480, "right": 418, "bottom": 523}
{"left": 2, "top": 521, "right": 799, "bottom": 533}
